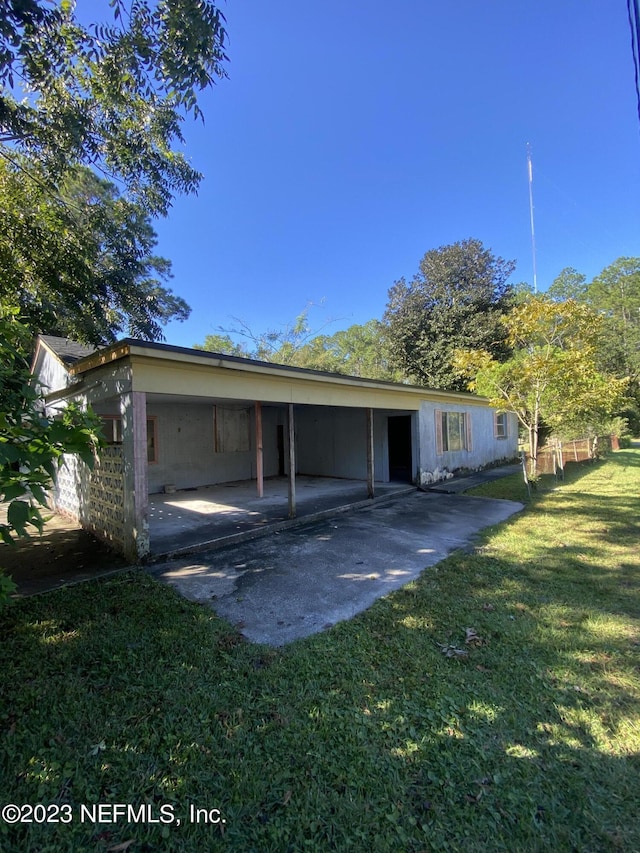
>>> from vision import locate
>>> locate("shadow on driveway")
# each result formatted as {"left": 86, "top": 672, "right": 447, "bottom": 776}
{"left": 149, "top": 490, "right": 523, "bottom": 646}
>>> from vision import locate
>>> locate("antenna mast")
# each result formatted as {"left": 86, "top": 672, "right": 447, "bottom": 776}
{"left": 526, "top": 143, "right": 538, "bottom": 294}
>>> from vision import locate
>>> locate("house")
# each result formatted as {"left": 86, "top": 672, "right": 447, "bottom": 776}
{"left": 32, "top": 335, "right": 519, "bottom": 561}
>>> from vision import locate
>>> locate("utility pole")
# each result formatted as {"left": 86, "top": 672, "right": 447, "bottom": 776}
{"left": 527, "top": 143, "right": 538, "bottom": 294}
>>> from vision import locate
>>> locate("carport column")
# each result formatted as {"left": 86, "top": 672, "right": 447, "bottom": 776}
{"left": 121, "top": 390, "right": 150, "bottom": 561}
{"left": 366, "top": 407, "right": 375, "bottom": 499}
{"left": 255, "top": 401, "right": 264, "bottom": 498}
{"left": 288, "top": 403, "right": 296, "bottom": 518}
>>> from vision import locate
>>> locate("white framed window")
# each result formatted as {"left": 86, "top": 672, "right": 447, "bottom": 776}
{"left": 494, "top": 412, "right": 508, "bottom": 439}
{"left": 436, "top": 410, "right": 472, "bottom": 454}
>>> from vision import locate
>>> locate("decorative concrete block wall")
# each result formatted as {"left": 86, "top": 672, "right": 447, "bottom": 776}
{"left": 54, "top": 446, "right": 126, "bottom": 552}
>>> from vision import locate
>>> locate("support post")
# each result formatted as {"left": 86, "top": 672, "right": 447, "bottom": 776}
{"left": 121, "top": 390, "right": 150, "bottom": 561}
{"left": 255, "top": 401, "right": 264, "bottom": 498}
{"left": 288, "top": 403, "right": 296, "bottom": 518}
{"left": 366, "top": 407, "right": 374, "bottom": 499}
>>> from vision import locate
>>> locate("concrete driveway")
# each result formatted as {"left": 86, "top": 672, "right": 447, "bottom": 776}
{"left": 149, "top": 490, "right": 523, "bottom": 646}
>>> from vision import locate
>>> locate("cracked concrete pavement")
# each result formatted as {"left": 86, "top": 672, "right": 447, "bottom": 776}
{"left": 148, "top": 489, "right": 523, "bottom": 646}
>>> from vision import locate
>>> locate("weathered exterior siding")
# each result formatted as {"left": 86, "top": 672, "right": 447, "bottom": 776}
{"left": 417, "top": 402, "right": 518, "bottom": 485}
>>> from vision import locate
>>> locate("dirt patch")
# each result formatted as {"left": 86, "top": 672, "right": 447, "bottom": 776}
{"left": 1, "top": 510, "right": 129, "bottom": 597}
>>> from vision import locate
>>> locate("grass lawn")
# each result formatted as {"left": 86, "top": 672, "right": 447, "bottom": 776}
{"left": 0, "top": 450, "right": 639, "bottom": 852}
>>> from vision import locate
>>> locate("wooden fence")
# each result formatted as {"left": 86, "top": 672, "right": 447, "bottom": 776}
{"left": 525, "top": 435, "right": 613, "bottom": 476}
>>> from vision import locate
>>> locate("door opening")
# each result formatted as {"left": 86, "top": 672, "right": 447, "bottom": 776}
{"left": 388, "top": 415, "right": 413, "bottom": 482}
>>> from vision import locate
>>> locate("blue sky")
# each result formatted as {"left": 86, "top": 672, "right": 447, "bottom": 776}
{"left": 153, "top": 0, "right": 640, "bottom": 349}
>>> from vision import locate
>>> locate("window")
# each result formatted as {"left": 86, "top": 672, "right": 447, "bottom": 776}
{"left": 436, "top": 410, "right": 472, "bottom": 454}
{"left": 100, "top": 415, "right": 123, "bottom": 444}
{"left": 494, "top": 412, "right": 508, "bottom": 439}
{"left": 99, "top": 415, "right": 157, "bottom": 463}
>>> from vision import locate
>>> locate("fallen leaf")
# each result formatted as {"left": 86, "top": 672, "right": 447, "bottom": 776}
{"left": 107, "top": 841, "right": 135, "bottom": 852}
{"left": 464, "top": 628, "right": 486, "bottom": 647}
{"left": 437, "top": 643, "right": 468, "bottom": 658}
{"left": 282, "top": 790, "right": 292, "bottom": 806}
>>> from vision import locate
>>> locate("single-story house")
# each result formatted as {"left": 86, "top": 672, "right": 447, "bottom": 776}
{"left": 32, "top": 335, "right": 518, "bottom": 561}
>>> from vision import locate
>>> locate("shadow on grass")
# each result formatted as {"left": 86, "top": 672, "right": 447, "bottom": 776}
{"left": 0, "top": 449, "right": 638, "bottom": 851}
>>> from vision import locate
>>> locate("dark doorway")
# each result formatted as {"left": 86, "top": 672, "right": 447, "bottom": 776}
{"left": 388, "top": 415, "right": 413, "bottom": 482}
{"left": 277, "top": 424, "right": 285, "bottom": 476}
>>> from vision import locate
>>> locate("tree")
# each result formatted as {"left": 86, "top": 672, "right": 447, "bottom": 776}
{"left": 0, "top": 157, "right": 189, "bottom": 345}
{"left": 291, "top": 321, "right": 403, "bottom": 380}
{"left": 586, "top": 257, "right": 640, "bottom": 381}
{"left": 547, "top": 267, "right": 588, "bottom": 302}
{"left": 454, "top": 298, "right": 627, "bottom": 477}
{"left": 0, "top": 0, "right": 228, "bottom": 216}
{"left": 194, "top": 334, "right": 249, "bottom": 358}
{"left": 0, "top": 310, "right": 103, "bottom": 603}
{"left": 585, "top": 257, "right": 640, "bottom": 434}
{"left": 198, "top": 306, "right": 344, "bottom": 365}
{"left": 384, "top": 239, "right": 516, "bottom": 390}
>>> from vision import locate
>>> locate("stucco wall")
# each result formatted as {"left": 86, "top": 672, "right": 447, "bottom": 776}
{"left": 295, "top": 407, "right": 407, "bottom": 482}
{"left": 417, "top": 402, "right": 518, "bottom": 485}
{"left": 146, "top": 402, "right": 407, "bottom": 491}
{"left": 145, "top": 402, "right": 285, "bottom": 493}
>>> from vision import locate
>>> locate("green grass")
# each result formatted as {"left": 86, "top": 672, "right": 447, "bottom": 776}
{"left": 0, "top": 451, "right": 639, "bottom": 852}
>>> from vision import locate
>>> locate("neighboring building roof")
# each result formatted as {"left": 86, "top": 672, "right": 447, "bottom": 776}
{"left": 38, "top": 335, "right": 97, "bottom": 367}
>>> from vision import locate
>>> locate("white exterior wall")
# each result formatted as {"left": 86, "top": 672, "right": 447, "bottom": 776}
{"left": 417, "top": 402, "right": 518, "bottom": 485}
{"left": 35, "top": 352, "right": 71, "bottom": 395}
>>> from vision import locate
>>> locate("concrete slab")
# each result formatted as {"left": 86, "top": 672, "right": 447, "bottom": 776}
{"left": 423, "top": 464, "right": 522, "bottom": 494}
{"left": 149, "top": 476, "right": 413, "bottom": 557}
{"left": 149, "top": 490, "right": 523, "bottom": 646}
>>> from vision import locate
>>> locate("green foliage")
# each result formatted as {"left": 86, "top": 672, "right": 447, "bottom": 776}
{"left": 194, "top": 334, "right": 249, "bottom": 358}
{"left": 384, "top": 239, "right": 515, "bottom": 390}
{"left": 0, "top": 0, "right": 228, "bottom": 216}
{"left": 0, "top": 310, "right": 103, "bottom": 602}
{"left": 196, "top": 316, "right": 403, "bottom": 381}
{"left": 547, "top": 267, "right": 588, "bottom": 302}
{"left": 290, "top": 320, "right": 402, "bottom": 380}
{"left": 454, "top": 298, "right": 627, "bottom": 476}
{"left": 0, "top": 158, "right": 189, "bottom": 344}
{"left": 586, "top": 257, "right": 640, "bottom": 384}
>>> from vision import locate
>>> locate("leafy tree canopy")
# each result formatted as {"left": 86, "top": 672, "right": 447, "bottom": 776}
{"left": 547, "top": 267, "right": 588, "bottom": 303}
{"left": 196, "top": 315, "right": 402, "bottom": 382}
{"left": 586, "top": 257, "right": 640, "bottom": 384}
{"left": 454, "top": 297, "right": 627, "bottom": 476}
{"left": 0, "top": 156, "right": 189, "bottom": 345}
{"left": 288, "top": 320, "right": 402, "bottom": 381}
{"left": 384, "top": 239, "right": 516, "bottom": 390}
{"left": 0, "top": 0, "right": 228, "bottom": 216}
{"left": 0, "top": 309, "right": 103, "bottom": 602}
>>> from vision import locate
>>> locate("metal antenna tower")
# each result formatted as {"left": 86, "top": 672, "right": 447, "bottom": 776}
{"left": 526, "top": 143, "right": 538, "bottom": 294}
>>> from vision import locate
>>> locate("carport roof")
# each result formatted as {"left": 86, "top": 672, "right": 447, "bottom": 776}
{"left": 38, "top": 335, "right": 490, "bottom": 409}
{"left": 62, "top": 337, "right": 485, "bottom": 404}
